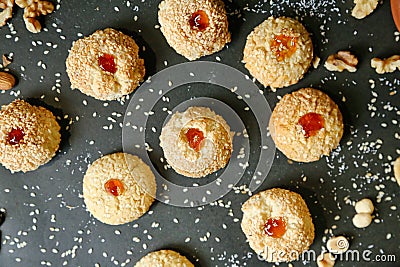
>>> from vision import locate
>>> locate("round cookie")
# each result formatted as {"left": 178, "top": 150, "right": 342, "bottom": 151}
{"left": 0, "top": 99, "right": 60, "bottom": 173}
{"left": 269, "top": 88, "right": 343, "bottom": 162}
{"left": 241, "top": 188, "right": 315, "bottom": 262}
{"left": 160, "top": 107, "right": 233, "bottom": 178}
{"left": 243, "top": 16, "right": 313, "bottom": 89}
{"left": 158, "top": 0, "right": 231, "bottom": 60}
{"left": 82, "top": 152, "right": 156, "bottom": 225}
{"left": 66, "top": 28, "right": 145, "bottom": 101}
{"left": 135, "top": 250, "right": 194, "bottom": 267}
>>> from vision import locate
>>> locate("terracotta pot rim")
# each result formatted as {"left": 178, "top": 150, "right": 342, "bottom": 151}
{"left": 391, "top": 0, "right": 400, "bottom": 32}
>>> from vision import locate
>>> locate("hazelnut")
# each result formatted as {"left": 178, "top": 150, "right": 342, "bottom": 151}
{"left": 355, "top": 198, "right": 374, "bottom": 214}
{"left": 352, "top": 213, "right": 372, "bottom": 228}
{"left": 394, "top": 157, "right": 400, "bottom": 186}
{"left": 317, "top": 252, "right": 335, "bottom": 267}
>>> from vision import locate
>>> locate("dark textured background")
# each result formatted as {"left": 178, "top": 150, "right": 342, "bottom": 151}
{"left": 0, "top": 0, "right": 398, "bottom": 266}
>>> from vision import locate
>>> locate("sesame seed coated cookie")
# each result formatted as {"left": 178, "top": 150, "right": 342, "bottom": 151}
{"left": 66, "top": 28, "right": 145, "bottom": 101}
{"left": 243, "top": 16, "right": 313, "bottom": 89}
{"left": 241, "top": 188, "right": 315, "bottom": 262}
{"left": 0, "top": 99, "right": 61, "bottom": 173}
{"left": 158, "top": 0, "right": 231, "bottom": 60}
{"left": 83, "top": 153, "right": 156, "bottom": 225}
{"left": 160, "top": 107, "right": 233, "bottom": 178}
{"left": 269, "top": 88, "right": 343, "bottom": 162}
{"left": 135, "top": 250, "right": 194, "bottom": 267}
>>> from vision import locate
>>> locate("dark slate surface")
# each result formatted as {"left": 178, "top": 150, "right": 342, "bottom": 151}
{"left": 0, "top": 1, "right": 399, "bottom": 266}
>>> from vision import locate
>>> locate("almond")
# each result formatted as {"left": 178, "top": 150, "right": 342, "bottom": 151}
{"left": 0, "top": 71, "right": 16, "bottom": 90}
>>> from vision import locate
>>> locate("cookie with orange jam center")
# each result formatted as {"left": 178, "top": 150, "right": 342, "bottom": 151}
{"left": 160, "top": 107, "right": 233, "bottom": 178}
{"left": 0, "top": 99, "right": 60, "bottom": 173}
{"left": 269, "top": 88, "right": 343, "bottom": 162}
{"left": 83, "top": 153, "right": 156, "bottom": 225}
{"left": 158, "top": 0, "right": 231, "bottom": 60}
{"left": 243, "top": 16, "right": 313, "bottom": 89}
{"left": 241, "top": 188, "right": 315, "bottom": 262}
{"left": 66, "top": 28, "right": 145, "bottom": 101}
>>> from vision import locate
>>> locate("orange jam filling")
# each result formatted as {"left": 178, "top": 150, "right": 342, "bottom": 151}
{"left": 270, "top": 34, "right": 298, "bottom": 61}
{"left": 298, "top": 112, "right": 325, "bottom": 138}
{"left": 264, "top": 217, "right": 286, "bottom": 238}
{"left": 185, "top": 128, "right": 205, "bottom": 152}
{"left": 98, "top": 53, "right": 117, "bottom": 74}
{"left": 7, "top": 128, "right": 25, "bottom": 145}
{"left": 189, "top": 10, "right": 209, "bottom": 31}
{"left": 104, "top": 179, "right": 124, "bottom": 196}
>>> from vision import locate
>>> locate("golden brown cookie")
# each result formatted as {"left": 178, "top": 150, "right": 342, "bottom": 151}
{"left": 158, "top": 0, "right": 231, "bottom": 60}
{"left": 243, "top": 16, "right": 313, "bottom": 89}
{"left": 0, "top": 99, "right": 60, "bottom": 173}
{"left": 160, "top": 107, "right": 233, "bottom": 178}
{"left": 241, "top": 188, "right": 315, "bottom": 262}
{"left": 134, "top": 250, "right": 194, "bottom": 267}
{"left": 66, "top": 28, "right": 145, "bottom": 101}
{"left": 83, "top": 153, "right": 156, "bottom": 225}
{"left": 269, "top": 88, "right": 343, "bottom": 162}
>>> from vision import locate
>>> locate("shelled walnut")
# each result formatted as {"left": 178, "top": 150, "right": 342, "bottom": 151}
{"left": 352, "top": 0, "right": 378, "bottom": 19}
{"left": 371, "top": 55, "right": 400, "bottom": 74}
{"left": 313, "top": 56, "right": 321, "bottom": 69}
{"left": 16, "top": 0, "right": 54, "bottom": 33}
{"left": 324, "top": 51, "right": 358, "bottom": 72}
{"left": 0, "top": 0, "right": 14, "bottom": 27}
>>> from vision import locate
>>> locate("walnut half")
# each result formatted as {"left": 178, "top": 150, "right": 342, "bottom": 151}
{"left": 371, "top": 55, "right": 400, "bottom": 74}
{"left": 0, "top": 0, "right": 14, "bottom": 27}
{"left": 16, "top": 0, "right": 54, "bottom": 33}
{"left": 352, "top": 0, "right": 379, "bottom": 19}
{"left": 324, "top": 51, "right": 358, "bottom": 73}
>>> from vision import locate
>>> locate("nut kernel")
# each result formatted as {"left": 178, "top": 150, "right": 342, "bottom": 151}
{"left": 317, "top": 252, "right": 335, "bottom": 267}
{"left": 16, "top": 0, "right": 55, "bottom": 33}
{"left": 352, "top": 0, "right": 378, "bottom": 19}
{"left": 371, "top": 55, "right": 400, "bottom": 74}
{"left": 0, "top": 71, "right": 16, "bottom": 90}
{"left": 394, "top": 157, "right": 400, "bottom": 186}
{"left": 0, "top": 0, "right": 13, "bottom": 27}
{"left": 352, "top": 213, "right": 372, "bottom": 228}
{"left": 355, "top": 198, "right": 374, "bottom": 214}
{"left": 324, "top": 51, "right": 358, "bottom": 72}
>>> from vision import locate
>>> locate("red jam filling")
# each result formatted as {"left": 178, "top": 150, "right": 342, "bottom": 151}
{"left": 189, "top": 10, "right": 210, "bottom": 31}
{"left": 98, "top": 54, "right": 117, "bottom": 74}
{"left": 104, "top": 179, "right": 124, "bottom": 196}
{"left": 7, "top": 128, "right": 25, "bottom": 145}
{"left": 264, "top": 217, "right": 286, "bottom": 238}
{"left": 185, "top": 128, "right": 205, "bottom": 152}
{"left": 270, "top": 34, "right": 298, "bottom": 61}
{"left": 298, "top": 112, "right": 325, "bottom": 138}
